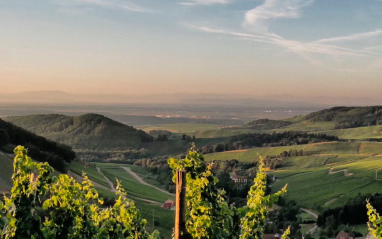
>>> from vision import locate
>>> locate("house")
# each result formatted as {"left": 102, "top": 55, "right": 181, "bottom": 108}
{"left": 336, "top": 231, "right": 355, "bottom": 239}
{"left": 161, "top": 200, "right": 176, "bottom": 210}
{"left": 230, "top": 171, "right": 250, "bottom": 183}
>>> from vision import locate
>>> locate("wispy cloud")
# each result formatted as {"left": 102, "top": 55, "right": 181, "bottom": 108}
{"left": 179, "top": 0, "right": 230, "bottom": 6}
{"left": 315, "top": 29, "right": 382, "bottom": 43}
{"left": 52, "top": 0, "right": 153, "bottom": 13}
{"left": 186, "top": 24, "right": 371, "bottom": 57}
{"left": 244, "top": 0, "right": 314, "bottom": 30}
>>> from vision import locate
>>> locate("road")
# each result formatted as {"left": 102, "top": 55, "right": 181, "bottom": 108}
{"left": 300, "top": 208, "right": 318, "bottom": 234}
{"left": 120, "top": 166, "right": 175, "bottom": 197}
{"left": 96, "top": 166, "right": 161, "bottom": 205}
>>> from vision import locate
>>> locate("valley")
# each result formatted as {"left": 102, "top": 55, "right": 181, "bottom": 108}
{"left": 1, "top": 105, "right": 382, "bottom": 238}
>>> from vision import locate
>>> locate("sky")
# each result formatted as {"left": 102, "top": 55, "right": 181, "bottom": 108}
{"left": 2, "top": 0, "right": 382, "bottom": 100}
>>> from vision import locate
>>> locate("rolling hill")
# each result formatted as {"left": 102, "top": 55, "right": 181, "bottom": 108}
{"left": 3, "top": 114, "right": 153, "bottom": 151}
{"left": 304, "top": 106, "right": 382, "bottom": 129}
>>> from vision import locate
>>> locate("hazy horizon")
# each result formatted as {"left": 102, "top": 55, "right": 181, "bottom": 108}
{"left": 2, "top": 0, "right": 382, "bottom": 102}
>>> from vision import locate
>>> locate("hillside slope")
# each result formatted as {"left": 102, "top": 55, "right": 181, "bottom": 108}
{"left": 305, "top": 106, "right": 382, "bottom": 129}
{"left": 3, "top": 114, "right": 153, "bottom": 151}
{"left": 0, "top": 118, "right": 75, "bottom": 171}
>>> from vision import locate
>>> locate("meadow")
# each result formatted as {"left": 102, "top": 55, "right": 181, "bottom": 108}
{"left": 203, "top": 141, "right": 382, "bottom": 210}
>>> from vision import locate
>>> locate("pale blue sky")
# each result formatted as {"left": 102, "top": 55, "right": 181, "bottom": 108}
{"left": 1, "top": 0, "right": 382, "bottom": 100}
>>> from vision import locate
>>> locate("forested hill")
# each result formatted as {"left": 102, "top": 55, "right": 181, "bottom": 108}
{"left": 245, "top": 119, "right": 291, "bottom": 129}
{"left": 304, "top": 106, "right": 382, "bottom": 129}
{"left": 3, "top": 114, "right": 153, "bottom": 151}
{"left": 0, "top": 118, "right": 75, "bottom": 171}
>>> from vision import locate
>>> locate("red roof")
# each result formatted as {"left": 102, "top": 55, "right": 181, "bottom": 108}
{"left": 161, "top": 200, "right": 175, "bottom": 209}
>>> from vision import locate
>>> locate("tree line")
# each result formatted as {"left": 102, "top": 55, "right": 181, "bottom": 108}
{"left": 199, "top": 131, "right": 337, "bottom": 154}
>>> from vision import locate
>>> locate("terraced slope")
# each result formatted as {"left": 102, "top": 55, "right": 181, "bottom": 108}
{"left": 203, "top": 141, "right": 382, "bottom": 209}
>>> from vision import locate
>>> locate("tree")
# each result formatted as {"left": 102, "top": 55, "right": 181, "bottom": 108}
{"left": 168, "top": 146, "right": 287, "bottom": 239}
{"left": 367, "top": 201, "right": 382, "bottom": 238}
{"left": 0, "top": 146, "right": 158, "bottom": 239}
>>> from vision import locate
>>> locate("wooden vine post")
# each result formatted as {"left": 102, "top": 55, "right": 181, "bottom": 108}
{"left": 175, "top": 170, "right": 187, "bottom": 239}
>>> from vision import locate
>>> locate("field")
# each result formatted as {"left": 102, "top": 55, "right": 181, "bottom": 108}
{"left": 203, "top": 141, "right": 362, "bottom": 162}
{"left": 203, "top": 141, "right": 382, "bottom": 210}
{"left": 96, "top": 164, "right": 174, "bottom": 203}
{"left": 68, "top": 162, "right": 110, "bottom": 188}
{"left": 191, "top": 121, "right": 335, "bottom": 138}
{"left": 141, "top": 123, "right": 222, "bottom": 133}
{"left": 317, "top": 125, "right": 382, "bottom": 139}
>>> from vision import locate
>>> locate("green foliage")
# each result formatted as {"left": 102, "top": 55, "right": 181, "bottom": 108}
{"left": 239, "top": 158, "right": 287, "bottom": 239}
{"left": 367, "top": 202, "right": 382, "bottom": 238}
{"left": 0, "top": 146, "right": 158, "bottom": 239}
{"left": 169, "top": 150, "right": 237, "bottom": 239}
{"left": 168, "top": 147, "right": 286, "bottom": 239}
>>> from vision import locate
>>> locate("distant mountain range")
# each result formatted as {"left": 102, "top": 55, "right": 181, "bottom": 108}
{"left": 1, "top": 91, "right": 380, "bottom": 106}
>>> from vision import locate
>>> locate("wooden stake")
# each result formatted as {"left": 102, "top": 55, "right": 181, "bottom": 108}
{"left": 175, "top": 170, "right": 187, "bottom": 239}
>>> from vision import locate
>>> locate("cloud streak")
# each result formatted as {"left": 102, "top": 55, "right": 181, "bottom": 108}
{"left": 179, "top": 0, "right": 230, "bottom": 6}
{"left": 244, "top": 0, "right": 314, "bottom": 31}
{"left": 52, "top": 0, "right": 153, "bottom": 13}
{"left": 315, "top": 29, "right": 382, "bottom": 43}
{"left": 187, "top": 24, "right": 372, "bottom": 57}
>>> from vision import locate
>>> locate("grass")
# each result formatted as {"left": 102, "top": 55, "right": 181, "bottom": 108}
{"left": 134, "top": 200, "right": 174, "bottom": 239}
{"left": 298, "top": 212, "right": 316, "bottom": 222}
{"left": 0, "top": 153, "right": 13, "bottom": 192}
{"left": 141, "top": 123, "right": 222, "bottom": 133}
{"left": 192, "top": 121, "right": 336, "bottom": 138}
{"left": 271, "top": 167, "right": 380, "bottom": 209}
{"left": 269, "top": 121, "right": 336, "bottom": 132}
{"left": 96, "top": 164, "right": 174, "bottom": 203}
{"left": 68, "top": 162, "right": 110, "bottom": 188}
{"left": 317, "top": 125, "right": 382, "bottom": 139}
{"left": 270, "top": 155, "right": 382, "bottom": 210}
{"left": 194, "top": 128, "right": 261, "bottom": 138}
{"left": 124, "top": 165, "right": 163, "bottom": 188}
{"left": 204, "top": 141, "right": 363, "bottom": 162}
{"left": 202, "top": 141, "right": 382, "bottom": 210}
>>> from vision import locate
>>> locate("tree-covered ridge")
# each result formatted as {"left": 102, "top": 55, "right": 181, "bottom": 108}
{"left": 304, "top": 106, "right": 382, "bottom": 129}
{"left": 200, "top": 132, "right": 338, "bottom": 154}
{"left": 0, "top": 119, "right": 75, "bottom": 172}
{"left": 245, "top": 119, "right": 291, "bottom": 130}
{"left": 3, "top": 114, "right": 153, "bottom": 151}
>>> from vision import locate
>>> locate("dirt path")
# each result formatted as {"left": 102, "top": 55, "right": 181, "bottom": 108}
{"left": 300, "top": 208, "right": 318, "bottom": 234}
{"left": 120, "top": 166, "right": 175, "bottom": 197}
{"left": 96, "top": 167, "right": 116, "bottom": 193}
{"left": 96, "top": 167, "right": 161, "bottom": 205}
{"left": 68, "top": 170, "right": 110, "bottom": 191}
{"left": 328, "top": 168, "right": 353, "bottom": 176}
{"left": 300, "top": 208, "right": 318, "bottom": 218}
